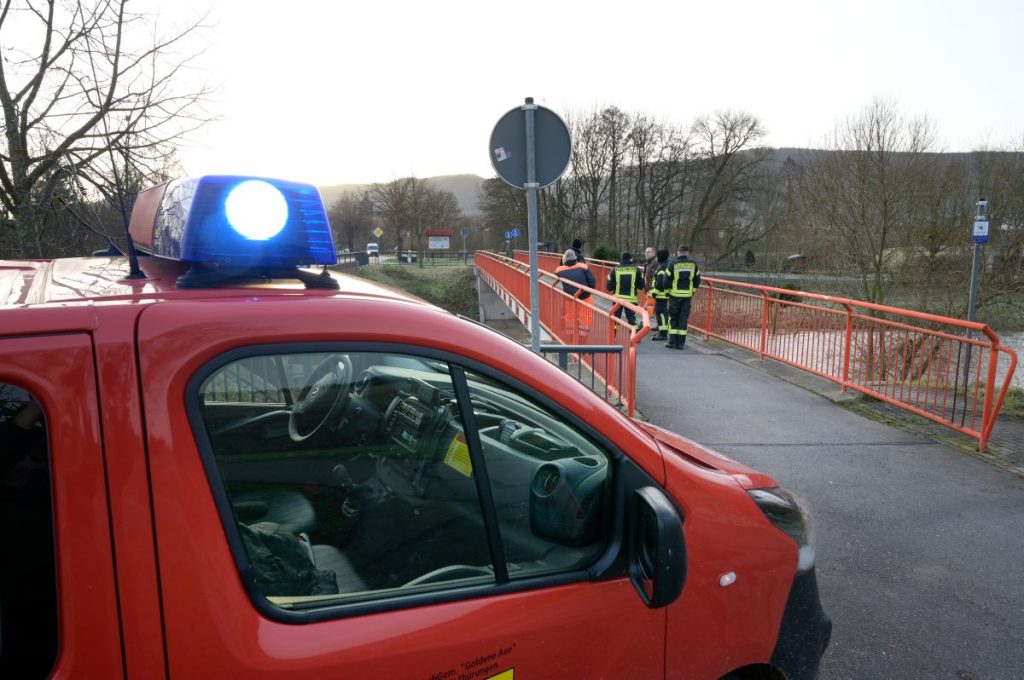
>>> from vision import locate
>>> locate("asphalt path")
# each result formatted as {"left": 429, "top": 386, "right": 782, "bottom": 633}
{"left": 634, "top": 336, "right": 1024, "bottom": 680}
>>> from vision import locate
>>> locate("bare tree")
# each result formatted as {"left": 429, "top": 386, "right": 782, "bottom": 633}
{"left": 371, "top": 176, "right": 462, "bottom": 262}
{"left": 477, "top": 176, "right": 526, "bottom": 239}
{"left": 683, "top": 110, "right": 770, "bottom": 250}
{"left": 801, "top": 99, "right": 937, "bottom": 304}
{"left": 0, "top": 0, "right": 212, "bottom": 258}
{"left": 570, "top": 108, "right": 613, "bottom": 248}
{"left": 538, "top": 176, "right": 577, "bottom": 248}
{"left": 971, "top": 144, "right": 1024, "bottom": 322}
{"left": 600, "top": 106, "right": 629, "bottom": 246}
{"left": 715, "top": 162, "right": 783, "bottom": 270}
{"left": 421, "top": 184, "right": 462, "bottom": 251}
{"left": 328, "top": 190, "right": 373, "bottom": 254}
{"left": 887, "top": 154, "right": 973, "bottom": 316}
{"left": 628, "top": 115, "right": 689, "bottom": 250}
{"left": 371, "top": 176, "right": 419, "bottom": 254}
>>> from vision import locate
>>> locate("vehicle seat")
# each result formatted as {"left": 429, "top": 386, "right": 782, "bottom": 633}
{"left": 311, "top": 544, "right": 367, "bottom": 593}
{"left": 232, "top": 488, "right": 316, "bottom": 534}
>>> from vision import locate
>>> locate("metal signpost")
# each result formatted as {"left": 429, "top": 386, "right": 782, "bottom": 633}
{"left": 968, "top": 197, "right": 989, "bottom": 326}
{"left": 503, "top": 227, "right": 521, "bottom": 258}
{"left": 964, "top": 198, "right": 989, "bottom": 388}
{"left": 489, "top": 98, "right": 572, "bottom": 352}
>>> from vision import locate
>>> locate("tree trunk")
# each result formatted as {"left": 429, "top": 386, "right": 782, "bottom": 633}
{"left": 15, "top": 205, "right": 42, "bottom": 259}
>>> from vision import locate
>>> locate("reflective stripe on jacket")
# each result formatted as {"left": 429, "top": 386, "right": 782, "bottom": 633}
{"left": 607, "top": 263, "right": 644, "bottom": 302}
{"left": 668, "top": 257, "right": 701, "bottom": 298}
{"left": 651, "top": 264, "right": 672, "bottom": 300}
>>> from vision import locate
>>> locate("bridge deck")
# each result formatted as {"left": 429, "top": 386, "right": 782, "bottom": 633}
{"left": 634, "top": 335, "right": 1024, "bottom": 680}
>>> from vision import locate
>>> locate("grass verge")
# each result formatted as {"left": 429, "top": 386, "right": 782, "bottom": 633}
{"left": 358, "top": 265, "right": 479, "bottom": 319}
{"left": 997, "top": 387, "right": 1024, "bottom": 418}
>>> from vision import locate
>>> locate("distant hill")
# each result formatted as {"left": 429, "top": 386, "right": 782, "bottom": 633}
{"left": 764, "top": 147, "right": 1023, "bottom": 168}
{"left": 319, "top": 148, "right": 1022, "bottom": 218}
{"left": 317, "top": 182, "right": 370, "bottom": 209}
{"left": 427, "top": 174, "right": 485, "bottom": 217}
{"left": 319, "top": 174, "right": 485, "bottom": 216}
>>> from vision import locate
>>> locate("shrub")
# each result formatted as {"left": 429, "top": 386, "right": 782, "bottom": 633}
{"left": 591, "top": 245, "right": 619, "bottom": 262}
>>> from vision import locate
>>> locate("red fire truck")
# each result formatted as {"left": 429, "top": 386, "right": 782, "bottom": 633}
{"left": 0, "top": 176, "right": 829, "bottom": 679}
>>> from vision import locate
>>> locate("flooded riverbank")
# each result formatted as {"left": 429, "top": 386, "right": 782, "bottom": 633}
{"left": 998, "top": 331, "right": 1024, "bottom": 389}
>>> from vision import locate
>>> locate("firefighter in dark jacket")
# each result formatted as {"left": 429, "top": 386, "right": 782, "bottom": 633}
{"left": 665, "top": 244, "right": 701, "bottom": 349}
{"left": 607, "top": 252, "right": 645, "bottom": 330}
{"left": 570, "top": 238, "right": 584, "bottom": 263}
{"left": 650, "top": 249, "right": 672, "bottom": 342}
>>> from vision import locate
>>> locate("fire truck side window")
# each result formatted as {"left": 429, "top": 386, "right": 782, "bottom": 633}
{"left": 461, "top": 369, "right": 612, "bottom": 577}
{"left": 194, "top": 351, "right": 613, "bottom": 613}
{"left": 0, "top": 385, "right": 57, "bottom": 679}
{"left": 197, "top": 352, "right": 493, "bottom": 607}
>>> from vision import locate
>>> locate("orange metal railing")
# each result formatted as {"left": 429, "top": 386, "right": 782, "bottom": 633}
{"left": 476, "top": 251, "right": 649, "bottom": 415}
{"left": 513, "top": 250, "right": 1019, "bottom": 451}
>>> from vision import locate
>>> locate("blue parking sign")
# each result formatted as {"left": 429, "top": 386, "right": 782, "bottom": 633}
{"left": 973, "top": 220, "right": 989, "bottom": 244}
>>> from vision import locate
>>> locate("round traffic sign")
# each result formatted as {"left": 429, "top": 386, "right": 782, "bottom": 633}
{"left": 489, "top": 103, "right": 572, "bottom": 190}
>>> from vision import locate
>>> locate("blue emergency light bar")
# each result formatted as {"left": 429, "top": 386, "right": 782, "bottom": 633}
{"left": 128, "top": 175, "right": 337, "bottom": 268}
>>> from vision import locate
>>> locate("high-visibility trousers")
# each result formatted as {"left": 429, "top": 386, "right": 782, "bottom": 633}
{"left": 645, "top": 294, "right": 656, "bottom": 326}
{"left": 562, "top": 298, "right": 594, "bottom": 334}
{"left": 654, "top": 297, "right": 669, "bottom": 334}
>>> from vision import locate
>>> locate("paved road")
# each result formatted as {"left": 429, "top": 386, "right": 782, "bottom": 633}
{"left": 634, "top": 336, "right": 1024, "bottom": 680}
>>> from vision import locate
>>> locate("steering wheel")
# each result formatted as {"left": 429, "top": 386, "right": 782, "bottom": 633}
{"left": 288, "top": 354, "right": 352, "bottom": 442}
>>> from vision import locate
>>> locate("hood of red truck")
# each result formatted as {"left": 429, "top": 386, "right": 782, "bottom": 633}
{"left": 636, "top": 421, "right": 779, "bottom": 490}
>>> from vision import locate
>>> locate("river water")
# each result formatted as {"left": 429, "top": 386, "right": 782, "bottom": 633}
{"left": 998, "top": 331, "right": 1024, "bottom": 389}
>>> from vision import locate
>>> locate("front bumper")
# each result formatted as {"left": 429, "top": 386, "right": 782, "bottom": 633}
{"left": 770, "top": 567, "right": 832, "bottom": 680}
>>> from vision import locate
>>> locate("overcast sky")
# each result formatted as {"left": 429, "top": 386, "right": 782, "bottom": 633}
{"left": 163, "top": 0, "right": 1024, "bottom": 186}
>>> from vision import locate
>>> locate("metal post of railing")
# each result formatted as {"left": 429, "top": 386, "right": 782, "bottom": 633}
{"left": 704, "top": 281, "right": 714, "bottom": 339}
{"left": 841, "top": 302, "right": 854, "bottom": 392}
{"left": 759, "top": 290, "right": 770, "bottom": 360}
{"left": 979, "top": 341, "right": 1000, "bottom": 452}
{"left": 623, "top": 344, "right": 633, "bottom": 415}
{"left": 571, "top": 291, "right": 580, "bottom": 345}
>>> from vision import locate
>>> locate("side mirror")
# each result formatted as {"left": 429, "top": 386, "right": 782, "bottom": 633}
{"left": 628, "top": 486, "right": 686, "bottom": 608}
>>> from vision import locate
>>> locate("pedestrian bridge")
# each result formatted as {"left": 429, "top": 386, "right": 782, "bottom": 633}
{"left": 473, "top": 250, "right": 1018, "bottom": 452}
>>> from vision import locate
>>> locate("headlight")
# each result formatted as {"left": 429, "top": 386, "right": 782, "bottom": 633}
{"left": 748, "top": 487, "right": 816, "bottom": 572}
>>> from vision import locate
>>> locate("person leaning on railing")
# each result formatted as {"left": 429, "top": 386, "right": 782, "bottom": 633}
{"left": 665, "top": 245, "right": 701, "bottom": 350}
{"left": 556, "top": 249, "right": 597, "bottom": 333}
{"left": 607, "top": 252, "right": 645, "bottom": 331}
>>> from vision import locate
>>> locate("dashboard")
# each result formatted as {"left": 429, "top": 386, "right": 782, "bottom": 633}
{"left": 348, "top": 365, "right": 609, "bottom": 548}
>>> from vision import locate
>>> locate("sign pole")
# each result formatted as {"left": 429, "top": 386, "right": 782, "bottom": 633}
{"left": 964, "top": 198, "right": 989, "bottom": 393}
{"left": 489, "top": 97, "right": 571, "bottom": 353}
{"left": 967, "top": 198, "right": 988, "bottom": 328}
{"left": 524, "top": 97, "right": 541, "bottom": 353}
{"left": 967, "top": 244, "right": 982, "bottom": 326}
